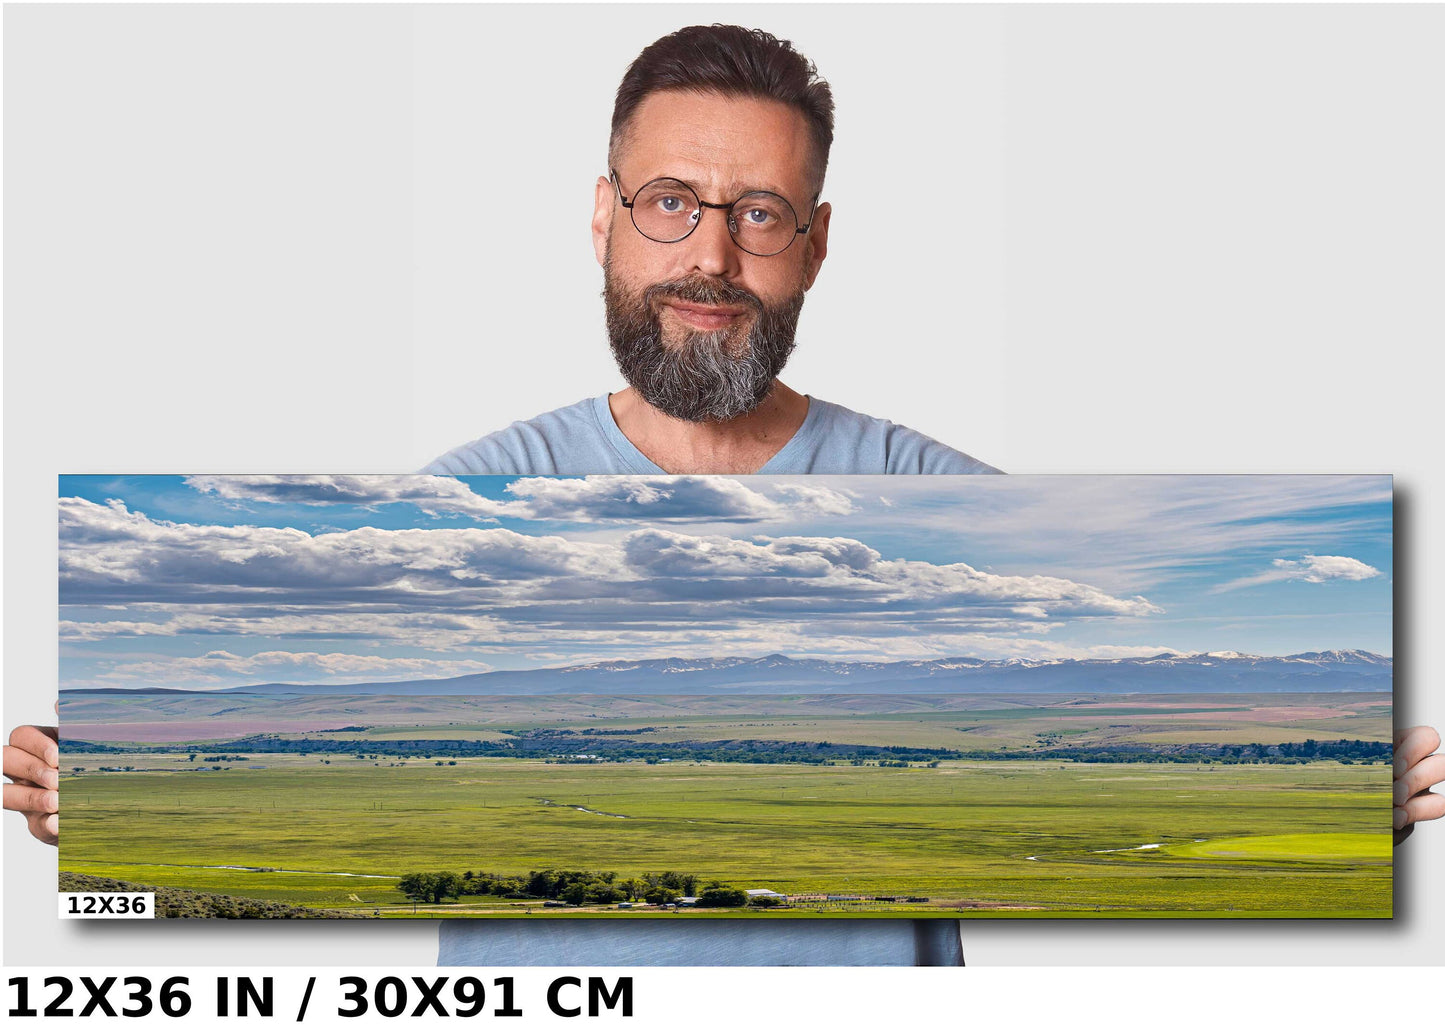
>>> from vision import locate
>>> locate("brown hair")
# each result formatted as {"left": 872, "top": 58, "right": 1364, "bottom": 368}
{"left": 609, "top": 25, "right": 835, "bottom": 189}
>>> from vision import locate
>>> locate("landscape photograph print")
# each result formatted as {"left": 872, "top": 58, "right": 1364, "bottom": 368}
{"left": 58, "top": 473, "right": 1394, "bottom": 919}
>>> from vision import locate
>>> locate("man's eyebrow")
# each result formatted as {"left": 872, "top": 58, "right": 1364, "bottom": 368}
{"left": 654, "top": 175, "right": 799, "bottom": 202}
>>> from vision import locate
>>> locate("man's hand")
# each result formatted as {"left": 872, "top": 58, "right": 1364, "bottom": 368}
{"left": 1394, "top": 725, "right": 1444, "bottom": 844}
{"left": 4, "top": 724, "right": 59, "bottom": 846}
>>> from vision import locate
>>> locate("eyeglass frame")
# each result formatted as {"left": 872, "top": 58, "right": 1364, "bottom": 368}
{"left": 609, "top": 168, "right": 820, "bottom": 257}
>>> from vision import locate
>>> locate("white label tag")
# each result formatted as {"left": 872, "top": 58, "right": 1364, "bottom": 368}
{"left": 59, "top": 891, "right": 156, "bottom": 919}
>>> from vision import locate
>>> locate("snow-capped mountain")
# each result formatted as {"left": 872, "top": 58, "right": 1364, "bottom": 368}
{"left": 89, "top": 649, "right": 1392, "bottom": 697}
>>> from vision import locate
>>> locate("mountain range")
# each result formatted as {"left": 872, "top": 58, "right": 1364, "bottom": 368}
{"left": 64, "top": 649, "right": 1393, "bottom": 697}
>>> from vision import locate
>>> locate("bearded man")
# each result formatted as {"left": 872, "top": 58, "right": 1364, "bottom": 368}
{"left": 425, "top": 25, "right": 995, "bottom": 479}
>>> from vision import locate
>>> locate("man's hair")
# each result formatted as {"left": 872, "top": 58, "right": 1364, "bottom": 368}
{"left": 609, "top": 24, "right": 835, "bottom": 190}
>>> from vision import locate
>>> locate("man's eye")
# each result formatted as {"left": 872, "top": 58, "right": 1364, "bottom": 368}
{"left": 657, "top": 196, "right": 688, "bottom": 213}
{"left": 741, "top": 208, "right": 773, "bottom": 225}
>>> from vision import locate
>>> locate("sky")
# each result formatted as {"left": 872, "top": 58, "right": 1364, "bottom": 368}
{"left": 58, "top": 474, "right": 1393, "bottom": 689}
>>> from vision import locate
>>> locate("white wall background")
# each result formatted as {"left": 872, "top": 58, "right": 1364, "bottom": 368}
{"left": 5, "top": 3, "right": 1441, "bottom": 967}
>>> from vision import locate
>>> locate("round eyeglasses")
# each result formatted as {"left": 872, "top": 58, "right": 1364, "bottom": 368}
{"left": 611, "top": 169, "right": 819, "bottom": 258}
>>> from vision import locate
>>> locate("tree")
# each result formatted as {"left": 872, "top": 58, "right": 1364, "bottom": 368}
{"left": 398, "top": 873, "right": 431, "bottom": 903}
{"left": 562, "top": 882, "right": 588, "bottom": 906}
{"left": 586, "top": 884, "right": 621, "bottom": 904}
{"left": 644, "top": 887, "right": 680, "bottom": 906}
{"left": 696, "top": 886, "right": 747, "bottom": 908}
{"left": 656, "top": 871, "right": 698, "bottom": 896}
{"left": 397, "top": 871, "right": 462, "bottom": 905}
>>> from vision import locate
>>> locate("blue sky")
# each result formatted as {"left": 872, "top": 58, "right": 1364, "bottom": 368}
{"left": 58, "top": 474, "right": 1392, "bottom": 689}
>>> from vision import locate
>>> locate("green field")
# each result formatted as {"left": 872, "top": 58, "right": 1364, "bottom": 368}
{"left": 60, "top": 748, "right": 1392, "bottom": 919}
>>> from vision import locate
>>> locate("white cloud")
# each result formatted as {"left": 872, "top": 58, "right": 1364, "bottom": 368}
{"left": 825, "top": 475, "right": 1393, "bottom": 593}
{"left": 186, "top": 475, "right": 508, "bottom": 518}
{"left": 1284, "top": 555, "right": 1383, "bottom": 583}
{"left": 503, "top": 476, "right": 736, "bottom": 521}
{"left": 500, "top": 476, "right": 854, "bottom": 522}
{"left": 183, "top": 474, "right": 857, "bottom": 524}
{"left": 60, "top": 500, "right": 1160, "bottom": 670}
{"left": 59, "top": 497, "right": 623, "bottom": 605}
{"left": 1216, "top": 554, "right": 1383, "bottom": 592}
{"left": 62, "top": 501, "right": 1153, "bottom": 622}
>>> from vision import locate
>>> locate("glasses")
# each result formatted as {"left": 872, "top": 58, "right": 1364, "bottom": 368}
{"left": 611, "top": 169, "right": 819, "bottom": 258}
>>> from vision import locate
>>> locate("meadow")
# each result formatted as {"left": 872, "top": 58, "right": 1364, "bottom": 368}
{"left": 58, "top": 693, "right": 1393, "bottom": 919}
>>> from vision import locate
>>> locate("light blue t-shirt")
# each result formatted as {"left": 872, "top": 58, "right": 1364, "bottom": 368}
{"left": 423, "top": 394, "right": 999, "bottom": 476}
{"left": 428, "top": 394, "right": 998, "bottom": 966}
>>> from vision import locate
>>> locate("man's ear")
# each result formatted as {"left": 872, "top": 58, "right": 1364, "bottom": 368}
{"left": 802, "top": 201, "right": 831, "bottom": 290}
{"left": 592, "top": 176, "right": 614, "bottom": 267}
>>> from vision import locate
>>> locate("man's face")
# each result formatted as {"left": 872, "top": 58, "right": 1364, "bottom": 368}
{"left": 593, "top": 90, "right": 832, "bottom": 422}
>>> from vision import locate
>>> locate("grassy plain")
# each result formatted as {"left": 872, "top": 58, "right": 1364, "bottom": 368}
{"left": 60, "top": 703, "right": 1393, "bottom": 919}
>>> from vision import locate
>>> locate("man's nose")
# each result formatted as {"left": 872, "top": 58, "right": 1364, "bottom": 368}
{"left": 678, "top": 206, "right": 743, "bottom": 279}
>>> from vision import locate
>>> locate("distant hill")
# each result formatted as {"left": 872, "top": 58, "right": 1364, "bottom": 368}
{"left": 62, "top": 649, "right": 1393, "bottom": 697}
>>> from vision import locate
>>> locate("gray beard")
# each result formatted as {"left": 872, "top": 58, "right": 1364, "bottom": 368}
{"left": 604, "top": 258, "right": 805, "bottom": 423}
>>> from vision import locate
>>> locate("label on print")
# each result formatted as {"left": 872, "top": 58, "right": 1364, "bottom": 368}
{"left": 59, "top": 891, "right": 155, "bottom": 919}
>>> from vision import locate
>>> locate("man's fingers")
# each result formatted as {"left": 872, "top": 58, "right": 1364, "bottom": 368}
{"left": 2, "top": 745, "right": 59, "bottom": 790}
{"left": 6, "top": 726, "right": 59, "bottom": 768}
{"left": 1393, "top": 753, "right": 1445, "bottom": 806}
{"left": 1393, "top": 726, "right": 1441, "bottom": 778}
{"left": 28, "top": 811, "right": 58, "bottom": 846}
{"left": 3, "top": 723, "right": 62, "bottom": 848}
{"left": 3, "top": 781, "right": 60, "bottom": 816}
{"left": 1394, "top": 791, "right": 1445, "bottom": 829}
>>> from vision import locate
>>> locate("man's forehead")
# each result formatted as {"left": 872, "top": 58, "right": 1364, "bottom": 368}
{"left": 618, "top": 90, "right": 816, "bottom": 197}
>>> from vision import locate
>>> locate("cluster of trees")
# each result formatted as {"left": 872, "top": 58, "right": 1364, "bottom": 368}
{"left": 397, "top": 868, "right": 761, "bottom": 909}
{"left": 958, "top": 739, "right": 1391, "bottom": 764}
{"left": 1268, "top": 739, "right": 1389, "bottom": 762}
{"left": 62, "top": 736, "right": 957, "bottom": 766}
{"left": 398, "top": 872, "right": 467, "bottom": 905}
{"left": 69, "top": 733, "right": 1387, "bottom": 768}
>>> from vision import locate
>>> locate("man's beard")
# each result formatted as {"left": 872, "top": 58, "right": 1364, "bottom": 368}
{"left": 603, "top": 256, "right": 805, "bottom": 423}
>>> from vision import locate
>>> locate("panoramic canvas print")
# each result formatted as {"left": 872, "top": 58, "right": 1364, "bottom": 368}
{"left": 58, "top": 474, "right": 1393, "bottom": 919}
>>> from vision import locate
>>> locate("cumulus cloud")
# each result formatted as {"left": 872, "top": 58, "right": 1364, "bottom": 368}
{"left": 1216, "top": 554, "right": 1383, "bottom": 592}
{"left": 59, "top": 500, "right": 1163, "bottom": 682}
{"left": 641, "top": 531, "right": 1157, "bottom": 617}
{"left": 500, "top": 476, "right": 854, "bottom": 522}
{"left": 186, "top": 475, "right": 508, "bottom": 518}
{"left": 62, "top": 501, "right": 1152, "bottom": 623}
{"left": 622, "top": 531, "right": 877, "bottom": 580}
{"left": 59, "top": 497, "right": 623, "bottom": 605}
{"left": 183, "top": 474, "right": 856, "bottom": 524}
